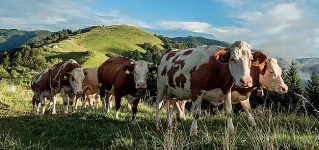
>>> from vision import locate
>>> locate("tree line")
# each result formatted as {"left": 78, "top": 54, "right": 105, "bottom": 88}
{"left": 0, "top": 45, "right": 61, "bottom": 86}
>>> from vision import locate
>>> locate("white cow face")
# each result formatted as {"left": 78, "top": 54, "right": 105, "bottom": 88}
{"left": 123, "top": 60, "right": 157, "bottom": 89}
{"left": 61, "top": 68, "right": 85, "bottom": 95}
{"left": 260, "top": 58, "right": 288, "bottom": 94}
{"left": 216, "top": 41, "right": 253, "bottom": 88}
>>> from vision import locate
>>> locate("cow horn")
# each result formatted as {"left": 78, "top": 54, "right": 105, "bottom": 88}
{"left": 130, "top": 61, "right": 135, "bottom": 65}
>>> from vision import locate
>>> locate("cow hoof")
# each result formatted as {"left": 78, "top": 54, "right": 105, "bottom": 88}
{"left": 249, "top": 120, "right": 257, "bottom": 126}
{"left": 155, "top": 124, "right": 161, "bottom": 131}
{"left": 190, "top": 130, "right": 197, "bottom": 136}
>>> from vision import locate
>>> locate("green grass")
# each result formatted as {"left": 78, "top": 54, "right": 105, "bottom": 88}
{"left": 43, "top": 25, "right": 164, "bottom": 68}
{"left": 1, "top": 80, "right": 319, "bottom": 149}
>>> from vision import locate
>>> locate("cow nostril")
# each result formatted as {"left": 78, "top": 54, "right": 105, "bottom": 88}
{"left": 240, "top": 79, "right": 245, "bottom": 84}
{"left": 281, "top": 87, "right": 286, "bottom": 92}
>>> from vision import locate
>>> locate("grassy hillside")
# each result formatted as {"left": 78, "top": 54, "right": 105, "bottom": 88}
{"left": 170, "top": 36, "right": 231, "bottom": 47}
{"left": 45, "top": 25, "right": 164, "bottom": 68}
{"left": 0, "top": 29, "right": 51, "bottom": 51}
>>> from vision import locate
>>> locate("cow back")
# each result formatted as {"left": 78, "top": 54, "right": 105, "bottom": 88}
{"left": 98, "top": 57, "right": 135, "bottom": 90}
{"left": 50, "top": 59, "right": 81, "bottom": 91}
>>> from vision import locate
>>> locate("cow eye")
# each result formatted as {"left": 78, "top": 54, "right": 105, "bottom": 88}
{"left": 72, "top": 77, "right": 75, "bottom": 81}
{"left": 270, "top": 70, "right": 274, "bottom": 73}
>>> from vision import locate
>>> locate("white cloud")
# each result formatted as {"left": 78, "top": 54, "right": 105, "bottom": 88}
{"left": 0, "top": 0, "right": 152, "bottom": 31}
{"left": 232, "top": 2, "right": 319, "bottom": 60}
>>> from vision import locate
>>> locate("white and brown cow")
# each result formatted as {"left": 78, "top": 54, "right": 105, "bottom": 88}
{"left": 48, "top": 59, "right": 85, "bottom": 114}
{"left": 155, "top": 41, "right": 254, "bottom": 135}
{"left": 174, "top": 52, "right": 288, "bottom": 126}
{"left": 98, "top": 56, "right": 157, "bottom": 120}
{"left": 75, "top": 67, "right": 114, "bottom": 110}
{"left": 31, "top": 69, "right": 51, "bottom": 114}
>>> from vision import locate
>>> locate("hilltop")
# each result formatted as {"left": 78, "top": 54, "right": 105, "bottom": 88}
{"left": 41, "top": 25, "right": 164, "bottom": 68}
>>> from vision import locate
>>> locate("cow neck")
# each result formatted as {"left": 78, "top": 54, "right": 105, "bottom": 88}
{"left": 232, "top": 62, "right": 267, "bottom": 95}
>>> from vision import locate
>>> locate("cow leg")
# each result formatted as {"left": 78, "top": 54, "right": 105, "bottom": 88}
{"left": 68, "top": 94, "right": 75, "bottom": 113}
{"left": 154, "top": 85, "right": 166, "bottom": 129}
{"left": 82, "top": 94, "right": 90, "bottom": 110}
{"left": 176, "top": 100, "right": 186, "bottom": 121}
{"left": 39, "top": 93, "right": 46, "bottom": 114}
{"left": 190, "top": 91, "right": 204, "bottom": 135}
{"left": 131, "top": 97, "right": 140, "bottom": 121}
{"left": 93, "top": 94, "right": 99, "bottom": 109}
{"left": 166, "top": 96, "right": 175, "bottom": 128}
{"left": 108, "top": 95, "right": 113, "bottom": 109}
{"left": 50, "top": 92, "right": 57, "bottom": 115}
{"left": 224, "top": 91, "right": 235, "bottom": 135}
{"left": 88, "top": 95, "right": 94, "bottom": 109}
{"left": 240, "top": 99, "right": 256, "bottom": 126}
{"left": 60, "top": 88, "right": 69, "bottom": 114}
{"left": 75, "top": 94, "right": 82, "bottom": 111}
{"left": 99, "top": 86, "right": 107, "bottom": 112}
{"left": 114, "top": 92, "right": 122, "bottom": 120}
{"left": 208, "top": 105, "right": 219, "bottom": 123}
{"left": 105, "top": 93, "right": 112, "bottom": 113}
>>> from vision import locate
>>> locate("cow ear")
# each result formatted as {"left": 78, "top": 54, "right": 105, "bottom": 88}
{"left": 252, "top": 51, "right": 268, "bottom": 66}
{"left": 122, "top": 65, "right": 134, "bottom": 74}
{"left": 214, "top": 49, "right": 230, "bottom": 64}
{"left": 60, "top": 72, "right": 70, "bottom": 80}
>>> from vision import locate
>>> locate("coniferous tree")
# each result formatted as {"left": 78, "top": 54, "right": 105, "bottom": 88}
{"left": 305, "top": 69, "right": 319, "bottom": 115}
{"left": 284, "top": 61, "right": 304, "bottom": 111}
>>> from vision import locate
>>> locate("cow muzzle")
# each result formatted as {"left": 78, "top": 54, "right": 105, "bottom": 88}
{"left": 136, "top": 82, "right": 147, "bottom": 89}
{"left": 238, "top": 77, "right": 252, "bottom": 88}
{"left": 278, "top": 85, "right": 288, "bottom": 94}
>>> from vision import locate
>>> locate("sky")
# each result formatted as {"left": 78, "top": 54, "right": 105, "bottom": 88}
{"left": 0, "top": 0, "right": 319, "bottom": 60}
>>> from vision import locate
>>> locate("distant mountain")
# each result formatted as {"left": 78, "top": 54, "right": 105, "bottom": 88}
{"left": 0, "top": 29, "right": 51, "bottom": 51}
{"left": 169, "top": 36, "right": 231, "bottom": 47}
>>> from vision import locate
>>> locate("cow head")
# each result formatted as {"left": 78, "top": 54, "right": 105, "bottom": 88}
{"left": 215, "top": 41, "right": 253, "bottom": 88}
{"left": 259, "top": 58, "right": 288, "bottom": 94}
{"left": 60, "top": 68, "right": 85, "bottom": 95}
{"left": 122, "top": 60, "right": 157, "bottom": 89}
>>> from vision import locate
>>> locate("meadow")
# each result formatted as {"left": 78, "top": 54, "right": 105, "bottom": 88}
{"left": 1, "top": 80, "right": 319, "bottom": 150}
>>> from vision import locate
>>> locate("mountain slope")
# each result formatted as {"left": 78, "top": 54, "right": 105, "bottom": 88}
{"left": 0, "top": 29, "right": 51, "bottom": 50}
{"left": 44, "top": 25, "right": 164, "bottom": 68}
{"left": 170, "top": 36, "right": 231, "bottom": 47}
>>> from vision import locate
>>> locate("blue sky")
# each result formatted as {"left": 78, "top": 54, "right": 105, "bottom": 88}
{"left": 0, "top": 0, "right": 319, "bottom": 59}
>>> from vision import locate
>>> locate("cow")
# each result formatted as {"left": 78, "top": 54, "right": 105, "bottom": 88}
{"left": 76, "top": 67, "right": 114, "bottom": 110}
{"left": 173, "top": 53, "right": 288, "bottom": 126}
{"left": 155, "top": 41, "right": 254, "bottom": 135}
{"left": 48, "top": 59, "right": 85, "bottom": 114}
{"left": 98, "top": 56, "right": 157, "bottom": 121}
{"left": 31, "top": 69, "right": 51, "bottom": 114}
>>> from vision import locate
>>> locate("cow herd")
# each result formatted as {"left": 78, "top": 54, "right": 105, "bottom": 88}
{"left": 31, "top": 40, "right": 288, "bottom": 135}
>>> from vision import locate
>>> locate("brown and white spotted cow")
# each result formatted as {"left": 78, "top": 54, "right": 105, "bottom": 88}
{"left": 174, "top": 52, "right": 288, "bottom": 126}
{"left": 75, "top": 67, "right": 114, "bottom": 110}
{"left": 98, "top": 56, "right": 157, "bottom": 120}
{"left": 31, "top": 69, "right": 51, "bottom": 114}
{"left": 155, "top": 41, "right": 254, "bottom": 135}
{"left": 49, "top": 59, "right": 85, "bottom": 114}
